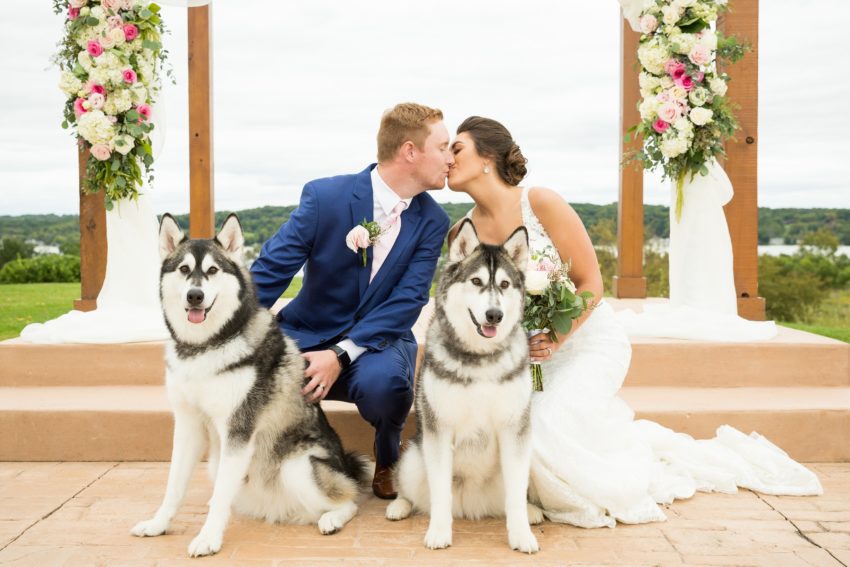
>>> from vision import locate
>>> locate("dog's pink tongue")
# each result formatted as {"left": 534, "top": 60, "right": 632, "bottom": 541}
{"left": 187, "top": 309, "right": 206, "bottom": 324}
{"left": 482, "top": 325, "right": 498, "bottom": 338}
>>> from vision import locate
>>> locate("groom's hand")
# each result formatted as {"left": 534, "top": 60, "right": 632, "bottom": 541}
{"left": 301, "top": 350, "right": 341, "bottom": 403}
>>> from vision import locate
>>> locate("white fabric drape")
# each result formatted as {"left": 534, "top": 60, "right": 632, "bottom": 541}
{"left": 20, "top": 194, "right": 168, "bottom": 344}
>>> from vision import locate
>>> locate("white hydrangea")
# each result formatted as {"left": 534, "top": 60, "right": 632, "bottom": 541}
{"left": 130, "top": 83, "right": 148, "bottom": 105}
{"left": 708, "top": 76, "right": 728, "bottom": 96}
{"left": 673, "top": 117, "right": 694, "bottom": 137}
{"left": 639, "top": 97, "right": 661, "bottom": 121}
{"left": 670, "top": 32, "right": 698, "bottom": 55}
{"left": 673, "top": 0, "right": 696, "bottom": 7}
{"left": 77, "top": 110, "right": 115, "bottom": 145}
{"left": 77, "top": 50, "right": 94, "bottom": 72}
{"left": 87, "top": 67, "right": 110, "bottom": 87}
{"left": 661, "top": 5, "right": 683, "bottom": 25}
{"left": 639, "top": 72, "right": 662, "bottom": 92}
{"left": 103, "top": 89, "right": 133, "bottom": 115}
{"left": 660, "top": 136, "right": 688, "bottom": 158}
{"left": 638, "top": 40, "right": 670, "bottom": 75}
{"left": 59, "top": 71, "right": 83, "bottom": 96}
{"left": 90, "top": 5, "right": 105, "bottom": 18}
{"left": 112, "top": 134, "right": 135, "bottom": 155}
{"left": 136, "top": 57, "right": 155, "bottom": 85}
{"left": 689, "top": 106, "right": 714, "bottom": 126}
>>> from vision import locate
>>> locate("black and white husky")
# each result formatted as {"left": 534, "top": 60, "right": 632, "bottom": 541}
{"left": 386, "top": 219, "right": 541, "bottom": 554}
{"left": 131, "top": 214, "right": 369, "bottom": 557}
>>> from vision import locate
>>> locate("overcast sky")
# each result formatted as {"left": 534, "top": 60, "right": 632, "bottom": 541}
{"left": 1, "top": 0, "right": 848, "bottom": 216}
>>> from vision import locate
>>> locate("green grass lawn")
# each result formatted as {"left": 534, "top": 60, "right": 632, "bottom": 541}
{"left": 0, "top": 278, "right": 304, "bottom": 342}
{"left": 0, "top": 282, "right": 81, "bottom": 341}
{"left": 780, "top": 322, "right": 850, "bottom": 343}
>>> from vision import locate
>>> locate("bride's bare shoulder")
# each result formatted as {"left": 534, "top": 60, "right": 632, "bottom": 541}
{"left": 526, "top": 186, "right": 575, "bottom": 215}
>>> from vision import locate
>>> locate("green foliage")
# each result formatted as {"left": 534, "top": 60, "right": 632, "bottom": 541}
{"left": 0, "top": 238, "right": 35, "bottom": 268}
{"left": 0, "top": 255, "right": 80, "bottom": 284}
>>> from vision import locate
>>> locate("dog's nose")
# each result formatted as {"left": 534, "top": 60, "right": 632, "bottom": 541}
{"left": 485, "top": 308, "right": 503, "bottom": 325}
{"left": 187, "top": 288, "right": 204, "bottom": 306}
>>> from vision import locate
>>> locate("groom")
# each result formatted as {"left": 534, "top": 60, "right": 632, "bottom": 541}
{"left": 250, "top": 102, "right": 453, "bottom": 498}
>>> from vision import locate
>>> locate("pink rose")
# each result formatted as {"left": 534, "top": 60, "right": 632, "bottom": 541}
{"left": 689, "top": 44, "right": 712, "bottom": 66}
{"left": 638, "top": 14, "right": 658, "bottom": 34}
{"left": 652, "top": 119, "right": 670, "bottom": 134}
{"left": 88, "top": 92, "right": 105, "bottom": 110}
{"left": 89, "top": 83, "right": 105, "bottom": 95}
{"left": 123, "top": 24, "right": 139, "bottom": 42}
{"left": 90, "top": 144, "right": 112, "bottom": 161}
{"left": 87, "top": 40, "right": 103, "bottom": 57}
{"left": 693, "top": 71, "right": 705, "bottom": 83}
{"left": 73, "top": 98, "right": 87, "bottom": 118}
{"left": 346, "top": 225, "right": 371, "bottom": 253}
{"left": 68, "top": 0, "right": 87, "bottom": 8}
{"left": 136, "top": 104, "right": 151, "bottom": 121}
{"left": 658, "top": 102, "right": 681, "bottom": 123}
{"left": 102, "top": 0, "right": 120, "bottom": 11}
{"left": 122, "top": 68, "right": 138, "bottom": 84}
{"left": 656, "top": 90, "right": 672, "bottom": 103}
{"left": 664, "top": 59, "right": 686, "bottom": 78}
{"left": 675, "top": 74, "right": 694, "bottom": 91}
{"left": 537, "top": 258, "right": 556, "bottom": 272}
{"left": 107, "top": 15, "right": 124, "bottom": 29}
{"left": 68, "top": 7, "right": 80, "bottom": 20}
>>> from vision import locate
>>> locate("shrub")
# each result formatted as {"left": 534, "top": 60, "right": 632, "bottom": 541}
{"left": 0, "top": 237, "right": 35, "bottom": 268}
{"left": 0, "top": 255, "right": 80, "bottom": 283}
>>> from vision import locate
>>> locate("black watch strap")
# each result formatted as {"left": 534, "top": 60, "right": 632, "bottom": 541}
{"left": 329, "top": 344, "right": 351, "bottom": 369}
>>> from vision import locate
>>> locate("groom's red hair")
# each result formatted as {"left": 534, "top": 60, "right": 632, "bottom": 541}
{"left": 377, "top": 102, "right": 443, "bottom": 162}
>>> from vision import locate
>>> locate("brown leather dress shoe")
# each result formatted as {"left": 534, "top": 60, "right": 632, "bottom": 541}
{"left": 372, "top": 464, "right": 397, "bottom": 499}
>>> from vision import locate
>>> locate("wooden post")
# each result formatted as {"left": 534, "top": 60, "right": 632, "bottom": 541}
{"left": 614, "top": 17, "right": 647, "bottom": 298}
{"left": 188, "top": 5, "right": 215, "bottom": 238}
{"left": 720, "top": 0, "right": 766, "bottom": 320}
{"left": 73, "top": 148, "right": 107, "bottom": 312}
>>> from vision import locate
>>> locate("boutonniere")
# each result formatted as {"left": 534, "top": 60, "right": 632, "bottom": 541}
{"left": 345, "top": 219, "right": 383, "bottom": 266}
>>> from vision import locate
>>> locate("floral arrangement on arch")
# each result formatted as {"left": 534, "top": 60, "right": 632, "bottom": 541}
{"left": 53, "top": 0, "right": 169, "bottom": 209}
{"left": 627, "top": 0, "right": 747, "bottom": 220}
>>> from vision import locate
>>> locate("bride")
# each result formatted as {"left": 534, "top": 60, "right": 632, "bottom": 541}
{"left": 446, "top": 116, "right": 822, "bottom": 528}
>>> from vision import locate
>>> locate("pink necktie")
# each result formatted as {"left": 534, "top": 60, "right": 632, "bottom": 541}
{"left": 370, "top": 202, "right": 406, "bottom": 282}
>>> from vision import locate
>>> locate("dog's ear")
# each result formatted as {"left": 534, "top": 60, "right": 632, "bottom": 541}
{"left": 449, "top": 218, "right": 479, "bottom": 263}
{"left": 502, "top": 226, "right": 529, "bottom": 270}
{"left": 158, "top": 213, "right": 185, "bottom": 261}
{"left": 215, "top": 213, "right": 245, "bottom": 261}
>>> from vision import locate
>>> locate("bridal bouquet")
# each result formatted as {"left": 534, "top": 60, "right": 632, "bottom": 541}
{"left": 626, "top": 0, "right": 747, "bottom": 221}
{"left": 522, "top": 246, "right": 595, "bottom": 391}
{"left": 53, "top": 0, "right": 169, "bottom": 210}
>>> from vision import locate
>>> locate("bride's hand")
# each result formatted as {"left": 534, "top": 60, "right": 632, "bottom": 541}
{"left": 529, "top": 332, "right": 559, "bottom": 362}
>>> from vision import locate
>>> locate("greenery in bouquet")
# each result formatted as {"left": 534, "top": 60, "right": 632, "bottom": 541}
{"left": 625, "top": 0, "right": 748, "bottom": 221}
{"left": 53, "top": 0, "right": 170, "bottom": 210}
{"left": 522, "top": 245, "right": 595, "bottom": 391}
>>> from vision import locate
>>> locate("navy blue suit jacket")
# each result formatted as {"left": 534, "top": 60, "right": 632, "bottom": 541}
{"left": 250, "top": 164, "right": 450, "bottom": 351}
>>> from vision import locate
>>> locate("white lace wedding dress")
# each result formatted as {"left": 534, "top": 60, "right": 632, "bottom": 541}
{"left": 510, "top": 187, "right": 822, "bottom": 528}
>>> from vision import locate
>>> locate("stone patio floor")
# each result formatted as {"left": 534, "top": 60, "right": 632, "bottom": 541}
{"left": 0, "top": 462, "right": 848, "bottom": 566}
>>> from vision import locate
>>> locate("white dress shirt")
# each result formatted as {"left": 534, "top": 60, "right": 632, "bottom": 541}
{"left": 336, "top": 166, "right": 412, "bottom": 364}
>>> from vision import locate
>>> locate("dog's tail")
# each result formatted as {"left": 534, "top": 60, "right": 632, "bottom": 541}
{"left": 343, "top": 451, "right": 373, "bottom": 488}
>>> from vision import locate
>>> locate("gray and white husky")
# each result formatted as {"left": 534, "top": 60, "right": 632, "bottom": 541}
{"left": 131, "top": 214, "right": 369, "bottom": 557}
{"left": 386, "top": 219, "right": 541, "bottom": 554}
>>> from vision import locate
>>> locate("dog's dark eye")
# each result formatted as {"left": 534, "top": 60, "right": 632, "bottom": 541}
{"left": 179, "top": 265, "right": 190, "bottom": 274}
{"left": 500, "top": 280, "right": 510, "bottom": 289}
{"left": 471, "top": 277, "right": 482, "bottom": 286}
{"left": 207, "top": 266, "right": 219, "bottom": 275}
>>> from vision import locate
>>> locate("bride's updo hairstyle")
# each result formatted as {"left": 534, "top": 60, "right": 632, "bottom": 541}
{"left": 457, "top": 116, "right": 528, "bottom": 186}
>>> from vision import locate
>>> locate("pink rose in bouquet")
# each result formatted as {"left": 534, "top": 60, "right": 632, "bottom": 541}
{"left": 87, "top": 40, "right": 104, "bottom": 58}
{"left": 652, "top": 119, "right": 670, "bottom": 134}
{"left": 122, "top": 68, "right": 138, "bottom": 84}
{"left": 90, "top": 144, "right": 112, "bottom": 161}
{"left": 123, "top": 24, "right": 139, "bottom": 42}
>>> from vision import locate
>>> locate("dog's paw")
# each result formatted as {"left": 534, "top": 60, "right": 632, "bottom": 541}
{"left": 423, "top": 522, "right": 452, "bottom": 550}
{"left": 508, "top": 527, "right": 539, "bottom": 554}
{"left": 130, "top": 517, "right": 168, "bottom": 537}
{"left": 385, "top": 497, "right": 412, "bottom": 521}
{"left": 318, "top": 511, "right": 344, "bottom": 535}
{"left": 527, "top": 502, "right": 545, "bottom": 525}
{"left": 187, "top": 529, "right": 223, "bottom": 557}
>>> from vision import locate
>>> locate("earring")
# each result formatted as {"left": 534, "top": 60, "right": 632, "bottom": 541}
{"left": 483, "top": 165, "right": 491, "bottom": 174}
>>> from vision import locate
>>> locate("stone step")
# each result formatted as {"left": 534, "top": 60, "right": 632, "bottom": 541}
{"left": 1, "top": 386, "right": 848, "bottom": 462}
{"left": 2, "top": 323, "right": 847, "bottom": 388}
